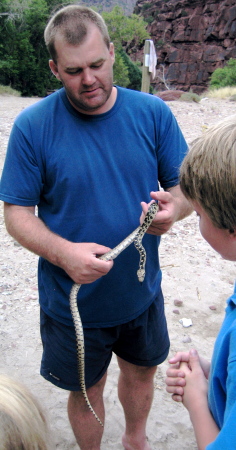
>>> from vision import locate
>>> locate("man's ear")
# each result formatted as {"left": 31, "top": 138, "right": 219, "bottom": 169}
{"left": 49, "top": 60, "right": 60, "bottom": 80}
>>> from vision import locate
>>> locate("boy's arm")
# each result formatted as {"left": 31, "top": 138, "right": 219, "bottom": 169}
{"left": 179, "top": 350, "right": 219, "bottom": 450}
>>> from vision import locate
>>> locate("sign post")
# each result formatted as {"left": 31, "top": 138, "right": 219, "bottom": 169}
{"left": 141, "top": 40, "right": 151, "bottom": 93}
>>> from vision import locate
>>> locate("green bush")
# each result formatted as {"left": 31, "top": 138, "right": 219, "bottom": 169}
{"left": 0, "top": 84, "right": 21, "bottom": 96}
{"left": 119, "top": 49, "right": 142, "bottom": 90}
{"left": 0, "top": 2, "right": 149, "bottom": 96}
{"left": 210, "top": 59, "right": 236, "bottom": 88}
{"left": 180, "top": 92, "right": 200, "bottom": 103}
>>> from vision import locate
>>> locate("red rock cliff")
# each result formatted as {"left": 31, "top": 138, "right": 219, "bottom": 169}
{"left": 132, "top": 0, "right": 236, "bottom": 93}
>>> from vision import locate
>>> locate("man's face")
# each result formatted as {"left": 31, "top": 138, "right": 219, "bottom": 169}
{"left": 49, "top": 25, "right": 116, "bottom": 114}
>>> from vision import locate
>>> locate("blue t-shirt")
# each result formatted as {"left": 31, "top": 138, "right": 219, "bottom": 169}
{"left": 207, "top": 283, "right": 236, "bottom": 449}
{"left": 0, "top": 86, "right": 187, "bottom": 327}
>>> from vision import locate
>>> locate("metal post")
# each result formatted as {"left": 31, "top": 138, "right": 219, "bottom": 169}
{"left": 141, "top": 40, "right": 151, "bottom": 93}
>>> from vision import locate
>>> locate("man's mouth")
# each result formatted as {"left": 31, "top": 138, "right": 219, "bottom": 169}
{"left": 82, "top": 86, "right": 101, "bottom": 96}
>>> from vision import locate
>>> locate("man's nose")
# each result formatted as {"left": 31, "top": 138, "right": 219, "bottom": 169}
{"left": 82, "top": 68, "right": 95, "bottom": 85}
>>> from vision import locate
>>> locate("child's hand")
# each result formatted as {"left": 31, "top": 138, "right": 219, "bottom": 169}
{"left": 165, "top": 350, "right": 211, "bottom": 403}
{"left": 179, "top": 349, "right": 209, "bottom": 412}
{"left": 165, "top": 351, "right": 190, "bottom": 402}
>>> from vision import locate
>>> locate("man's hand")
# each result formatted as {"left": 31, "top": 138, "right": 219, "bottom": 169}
{"left": 4, "top": 203, "right": 113, "bottom": 285}
{"left": 59, "top": 242, "right": 114, "bottom": 285}
{"left": 140, "top": 187, "right": 192, "bottom": 236}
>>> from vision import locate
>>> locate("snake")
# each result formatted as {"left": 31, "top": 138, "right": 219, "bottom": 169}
{"left": 69, "top": 202, "right": 159, "bottom": 427}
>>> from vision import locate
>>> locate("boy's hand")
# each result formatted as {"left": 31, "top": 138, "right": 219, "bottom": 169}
{"left": 179, "top": 349, "right": 209, "bottom": 411}
{"left": 165, "top": 349, "right": 211, "bottom": 403}
{"left": 165, "top": 351, "right": 190, "bottom": 402}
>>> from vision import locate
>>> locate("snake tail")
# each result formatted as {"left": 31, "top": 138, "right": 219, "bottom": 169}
{"left": 70, "top": 284, "right": 104, "bottom": 427}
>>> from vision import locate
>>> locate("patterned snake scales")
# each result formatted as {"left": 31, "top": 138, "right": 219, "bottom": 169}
{"left": 69, "top": 202, "right": 159, "bottom": 427}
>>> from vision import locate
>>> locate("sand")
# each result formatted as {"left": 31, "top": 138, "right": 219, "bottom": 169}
{"left": 0, "top": 93, "right": 236, "bottom": 449}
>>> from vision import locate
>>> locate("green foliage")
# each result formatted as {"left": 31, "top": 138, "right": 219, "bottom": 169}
{"left": 102, "top": 6, "right": 149, "bottom": 51}
{"left": 145, "top": 16, "right": 153, "bottom": 24}
{"left": 113, "top": 50, "right": 130, "bottom": 87}
{"left": 0, "top": 83, "right": 21, "bottom": 96}
{"left": 0, "top": 2, "right": 149, "bottom": 95}
{"left": 119, "top": 49, "right": 142, "bottom": 90}
{"left": 0, "top": 0, "right": 61, "bottom": 96}
{"left": 180, "top": 92, "right": 200, "bottom": 103}
{"left": 102, "top": 6, "right": 149, "bottom": 89}
{"left": 210, "top": 59, "right": 236, "bottom": 88}
{"left": 142, "top": 3, "right": 152, "bottom": 11}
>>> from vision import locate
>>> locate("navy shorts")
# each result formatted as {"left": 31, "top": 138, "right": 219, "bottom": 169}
{"left": 40, "top": 289, "right": 170, "bottom": 391}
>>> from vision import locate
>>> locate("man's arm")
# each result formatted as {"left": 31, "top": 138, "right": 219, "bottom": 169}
{"left": 4, "top": 203, "right": 113, "bottom": 284}
{"left": 140, "top": 186, "right": 193, "bottom": 236}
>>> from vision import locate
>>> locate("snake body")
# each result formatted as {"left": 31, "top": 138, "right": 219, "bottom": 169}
{"left": 69, "top": 202, "right": 159, "bottom": 426}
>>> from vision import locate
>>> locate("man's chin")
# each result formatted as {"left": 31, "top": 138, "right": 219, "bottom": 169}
{"left": 70, "top": 95, "right": 108, "bottom": 113}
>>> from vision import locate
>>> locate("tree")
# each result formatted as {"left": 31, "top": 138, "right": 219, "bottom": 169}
{"left": 0, "top": 2, "right": 149, "bottom": 95}
{"left": 0, "top": 0, "right": 62, "bottom": 96}
{"left": 102, "top": 6, "right": 149, "bottom": 89}
{"left": 119, "top": 48, "right": 142, "bottom": 90}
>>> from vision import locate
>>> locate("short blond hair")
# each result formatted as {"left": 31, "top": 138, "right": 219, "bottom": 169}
{"left": 44, "top": 4, "right": 110, "bottom": 63}
{"left": 0, "top": 375, "right": 50, "bottom": 449}
{"left": 180, "top": 115, "right": 236, "bottom": 232}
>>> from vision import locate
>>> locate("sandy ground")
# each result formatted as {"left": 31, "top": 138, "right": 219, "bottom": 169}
{"left": 0, "top": 94, "right": 236, "bottom": 449}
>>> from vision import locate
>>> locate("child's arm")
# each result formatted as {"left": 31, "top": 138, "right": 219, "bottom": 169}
{"left": 179, "top": 349, "right": 219, "bottom": 450}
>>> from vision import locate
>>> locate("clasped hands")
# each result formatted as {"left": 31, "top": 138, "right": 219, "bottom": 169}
{"left": 165, "top": 349, "right": 210, "bottom": 410}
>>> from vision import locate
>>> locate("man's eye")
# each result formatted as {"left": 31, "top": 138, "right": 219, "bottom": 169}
{"left": 91, "top": 63, "right": 103, "bottom": 69}
{"left": 67, "top": 69, "right": 82, "bottom": 75}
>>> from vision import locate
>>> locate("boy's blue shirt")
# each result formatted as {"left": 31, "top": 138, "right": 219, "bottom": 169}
{"left": 207, "top": 282, "right": 236, "bottom": 449}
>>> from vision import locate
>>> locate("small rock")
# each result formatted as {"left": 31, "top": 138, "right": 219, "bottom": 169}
{"left": 174, "top": 299, "right": 183, "bottom": 307}
{"left": 209, "top": 305, "right": 217, "bottom": 310}
{"left": 173, "top": 309, "right": 180, "bottom": 314}
{"left": 179, "top": 318, "right": 193, "bottom": 328}
{"left": 182, "top": 336, "right": 192, "bottom": 343}
{"left": 13, "top": 241, "right": 21, "bottom": 247}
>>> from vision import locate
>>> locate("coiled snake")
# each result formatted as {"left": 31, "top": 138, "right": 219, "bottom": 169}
{"left": 69, "top": 202, "right": 159, "bottom": 426}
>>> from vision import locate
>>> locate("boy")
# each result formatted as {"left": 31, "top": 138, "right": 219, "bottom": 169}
{"left": 165, "top": 115, "right": 236, "bottom": 449}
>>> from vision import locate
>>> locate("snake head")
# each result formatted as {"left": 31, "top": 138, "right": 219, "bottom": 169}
{"left": 137, "top": 269, "right": 145, "bottom": 283}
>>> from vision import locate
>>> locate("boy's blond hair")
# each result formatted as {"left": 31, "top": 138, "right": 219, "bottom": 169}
{"left": 44, "top": 4, "right": 110, "bottom": 63}
{"left": 180, "top": 115, "right": 236, "bottom": 232}
{"left": 0, "top": 375, "right": 50, "bottom": 449}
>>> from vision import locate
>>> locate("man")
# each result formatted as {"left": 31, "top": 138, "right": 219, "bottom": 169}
{"left": 0, "top": 5, "right": 191, "bottom": 449}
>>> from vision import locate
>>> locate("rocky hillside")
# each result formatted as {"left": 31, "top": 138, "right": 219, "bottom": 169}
{"left": 133, "top": 0, "right": 236, "bottom": 93}
{"left": 83, "top": 0, "right": 137, "bottom": 15}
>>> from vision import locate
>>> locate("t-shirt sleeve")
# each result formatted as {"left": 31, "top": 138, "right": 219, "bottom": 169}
{"left": 156, "top": 100, "right": 188, "bottom": 190}
{"left": 0, "top": 121, "right": 43, "bottom": 206}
